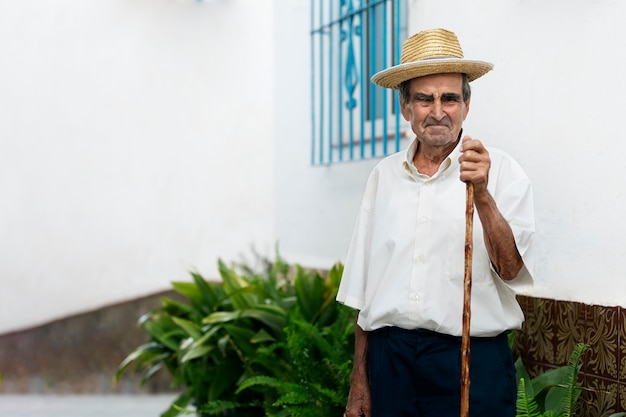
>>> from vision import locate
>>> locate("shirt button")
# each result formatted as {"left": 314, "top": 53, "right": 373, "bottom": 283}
{"left": 410, "top": 293, "right": 419, "bottom": 301}
{"left": 419, "top": 217, "right": 427, "bottom": 223}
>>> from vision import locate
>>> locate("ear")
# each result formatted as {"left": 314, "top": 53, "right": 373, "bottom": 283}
{"left": 400, "top": 97, "right": 411, "bottom": 121}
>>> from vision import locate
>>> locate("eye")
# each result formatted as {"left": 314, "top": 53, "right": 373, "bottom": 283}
{"left": 413, "top": 94, "right": 433, "bottom": 105}
{"left": 441, "top": 94, "right": 462, "bottom": 103}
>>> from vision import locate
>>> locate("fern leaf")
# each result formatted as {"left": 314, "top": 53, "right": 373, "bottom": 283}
{"left": 237, "top": 375, "right": 300, "bottom": 395}
{"left": 274, "top": 390, "right": 310, "bottom": 406}
{"left": 200, "top": 400, "right": 241, "bottom": 415}
{"left": 516, "top": 378, "right": 543, "bottom": 417}
{"left": 561, "top": 342, "right": 589, "bottom": 417}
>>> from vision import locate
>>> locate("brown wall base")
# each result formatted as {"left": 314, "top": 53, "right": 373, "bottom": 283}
{"left": 0, "top": 291, "right": 181, "bottom": 394}
{"left": 514, "top": 295, "right": 626, "bottom": 417}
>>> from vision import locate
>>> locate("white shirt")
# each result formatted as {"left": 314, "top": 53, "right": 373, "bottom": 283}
{"left": 337, "top": 138, "right": 535, "bottom": 337}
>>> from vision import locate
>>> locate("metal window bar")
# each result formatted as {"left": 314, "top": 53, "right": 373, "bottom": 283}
{"left": 311, "top": 0, "right": 406, "bottom": 165}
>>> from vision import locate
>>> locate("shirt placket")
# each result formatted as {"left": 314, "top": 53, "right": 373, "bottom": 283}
{"left": 409, "top": 176, "right": 435, "bottom": 325}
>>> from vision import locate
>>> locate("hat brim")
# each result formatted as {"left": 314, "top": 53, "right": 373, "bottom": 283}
{"left": 371, "top": 58, "right": 494, "bottom": 89}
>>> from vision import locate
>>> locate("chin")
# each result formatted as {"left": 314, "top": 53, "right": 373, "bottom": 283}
{"left": 424, "top": 135, "right": 456, "bottom": 146}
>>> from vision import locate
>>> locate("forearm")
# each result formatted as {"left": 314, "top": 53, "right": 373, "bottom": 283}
{"left": 351, "top": 322, "right": 369, "bottom": 382}
{"left": 345, "top": 319, "right": 371, "bottom": 417}
{"left": 474, "top": 189, "right": 523, "bottom": 280}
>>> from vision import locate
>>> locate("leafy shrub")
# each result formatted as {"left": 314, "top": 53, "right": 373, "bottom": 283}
{"left": 236, "top": 292, "right": 355, "bottom": 417}
{"left": 115, "top": 252, "right": 354, "bottom": 417}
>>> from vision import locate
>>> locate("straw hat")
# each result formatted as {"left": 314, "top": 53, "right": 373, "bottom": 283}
{"left": 371, "top": 28, "right": 494, "bottom": 89}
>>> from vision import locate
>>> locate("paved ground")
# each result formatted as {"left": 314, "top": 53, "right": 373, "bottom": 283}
{"left": 0, "top": 394, "right": 181, "bottom": 417}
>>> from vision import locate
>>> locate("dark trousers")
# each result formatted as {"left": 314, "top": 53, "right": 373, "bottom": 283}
{"left": 368, "top": 327, "right": 516, "bottom": 417}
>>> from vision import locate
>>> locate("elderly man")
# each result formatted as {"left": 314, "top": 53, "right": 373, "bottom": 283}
{"left": 337, "top": 28, "right": 535, "bottom": 417}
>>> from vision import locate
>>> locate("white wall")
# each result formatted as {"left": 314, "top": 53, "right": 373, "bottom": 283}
{"left": 0, "top": 0, "right": 275, "bottom": 334}
{"left": 274, "top": 0, "right": 380, "bottom": 269}
{"left": 275, "top": 0, "right": 626, "bottom": 307}
{"left": 5, "top": 0, "right": 626, "bottom": 334}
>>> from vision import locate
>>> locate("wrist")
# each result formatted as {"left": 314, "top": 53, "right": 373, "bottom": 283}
{"left": 350, "top": 366, "right": 368, "bottom": 380}
{"left": 472, "top": 187, "right": 493, "bottom": 207}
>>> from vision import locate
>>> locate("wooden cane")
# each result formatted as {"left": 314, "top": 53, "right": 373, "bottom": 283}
{"left": 460, "top": 182, "right": 474, "bottom": 417}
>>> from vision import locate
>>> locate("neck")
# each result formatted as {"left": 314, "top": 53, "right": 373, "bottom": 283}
{"left": 413, "top": 129, "right": 462, "bottom": 176}
{"left": 413, "top": 139, "right": 458, "bottom": 176}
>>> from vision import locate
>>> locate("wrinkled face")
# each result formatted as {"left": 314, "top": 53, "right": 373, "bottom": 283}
{"left": 400, "top": 73, "right": 470, "bottom": 150}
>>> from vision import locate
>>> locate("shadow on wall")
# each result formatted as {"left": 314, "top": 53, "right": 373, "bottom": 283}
{"left": 0, "top": 291, "right": 183, "bottom": 394}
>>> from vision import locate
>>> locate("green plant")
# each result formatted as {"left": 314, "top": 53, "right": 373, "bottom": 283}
{"left": 514, "top": 342, "right": 625, "bottom": 417}
{"left": 115, "top": 253, "right": 292, "bottom": 416}
{"left": 115, "top": 252, "right": 354, "bottom": 417}
{"left": 234, "top": 264, "right": 355, "bottom": 416}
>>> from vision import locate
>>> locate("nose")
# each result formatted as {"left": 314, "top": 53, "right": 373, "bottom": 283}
{"left": 431, "top": 99, "right": 445, "bottom": 120}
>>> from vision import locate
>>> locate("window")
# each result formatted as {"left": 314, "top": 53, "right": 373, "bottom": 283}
{"left": 310, "top": 0, "right": 408, "bottom": 165}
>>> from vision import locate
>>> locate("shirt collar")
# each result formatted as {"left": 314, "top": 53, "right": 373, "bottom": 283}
{"left": 402, "top": 132, "right": 463, "bottom": 178}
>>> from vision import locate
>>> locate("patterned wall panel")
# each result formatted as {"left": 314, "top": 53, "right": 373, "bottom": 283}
{"left": 515, "top": 296, "right": 625, "bottom": 417}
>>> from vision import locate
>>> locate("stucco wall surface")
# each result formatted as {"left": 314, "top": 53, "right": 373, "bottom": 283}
{"left": 0, "top": 0, "right": 275, "bottom": 334}
{"left": 4, "top": 0, "right": 626, "bottom": 334}
{"left": 274, "top": 0, "right": 626, "bottom": 308}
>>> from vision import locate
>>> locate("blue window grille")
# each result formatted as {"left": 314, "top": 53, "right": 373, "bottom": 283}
{"left": 310, "top": 0, "right": 408, "bottom": 165}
